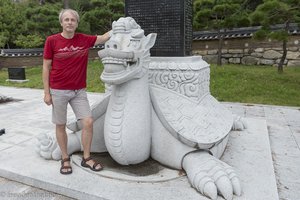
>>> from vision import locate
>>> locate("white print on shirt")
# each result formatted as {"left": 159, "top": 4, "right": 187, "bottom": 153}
{"left": 55, "top": 45, "right": 88, "bottom": 59}
{"left": 58, "top": 45, "right": 84, "bottom": 52}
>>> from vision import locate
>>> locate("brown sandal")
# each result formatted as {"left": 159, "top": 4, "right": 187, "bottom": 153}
{"left": 81, "top": 156, "right": 103, "bottom": 171}
{"left": 60, "top": 157, "right": 72, "bottom": 175}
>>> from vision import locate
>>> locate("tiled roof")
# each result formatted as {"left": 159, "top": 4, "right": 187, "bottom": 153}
{"left": 0, "top": 44, "right": 104, "bottom": 57}
{"left": 193, "top": 24, "right": 300, "bottom": 41}
{"left": 0, "top": 48, "right": 43, "bottom": 57}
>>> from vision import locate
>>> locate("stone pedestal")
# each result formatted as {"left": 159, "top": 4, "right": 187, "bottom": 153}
{"left": 0, "top": 118, "right": 279, "bottom": 200}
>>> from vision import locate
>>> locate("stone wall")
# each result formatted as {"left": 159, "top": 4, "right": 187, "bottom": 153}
{"left": 192, "top": 35, "right": 300, "bottom": 67}
{"left": 2, "top": 35, "right": 300, "bottom": 68}
{"left": 0, "top": 48, "right": 100, "bottom": 68}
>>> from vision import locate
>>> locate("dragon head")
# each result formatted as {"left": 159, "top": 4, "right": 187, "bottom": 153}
{"left": 98, "top": 17, "right": 157, "bottom": 85}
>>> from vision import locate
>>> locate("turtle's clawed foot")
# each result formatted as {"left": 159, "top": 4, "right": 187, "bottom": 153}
{"left": 183, "top": 151, "right": 242, "bottom": 200}
{"left": 36, "top": 132, "right": 61, "bottom": 160}
{"left": 232, "top": 115, "right": 247, "bottom": 131}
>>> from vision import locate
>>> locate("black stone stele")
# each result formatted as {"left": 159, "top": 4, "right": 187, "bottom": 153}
{"left": 8, "top": 68, "right": 26, "bottom": 80}
{"left": 125, "top": 0, "right": 192, "bottom": 57}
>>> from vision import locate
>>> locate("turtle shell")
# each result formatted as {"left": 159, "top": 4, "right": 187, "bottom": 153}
{"left": 150, "top": 85, "right": 233, "bottom": 149}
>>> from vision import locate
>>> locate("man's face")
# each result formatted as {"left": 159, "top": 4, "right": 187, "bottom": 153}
{"left": 60, "top": 11, "right": 78, "bottom": 33}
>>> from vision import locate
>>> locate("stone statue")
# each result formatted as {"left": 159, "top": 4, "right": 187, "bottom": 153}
{"left": 37, "top": 17, "right": 247, "bottom": 200}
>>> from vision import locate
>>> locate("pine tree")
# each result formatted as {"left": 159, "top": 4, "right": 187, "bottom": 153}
{"left": 250, "top": 0, "right": 300, "bottom": 73}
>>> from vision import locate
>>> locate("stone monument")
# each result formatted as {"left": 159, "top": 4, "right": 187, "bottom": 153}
{"left": 125, "top": 0, "right": 193, "bottom": 56}
{"left": 37, "top": 17, "right": 246, "bottom": 200}
{"left": 7, "top": 67, "right": 29, "bottom": 83}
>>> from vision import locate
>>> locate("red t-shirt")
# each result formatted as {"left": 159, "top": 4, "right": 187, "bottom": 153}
{"left": 43, "top": 33, "right": 97, "bottom": 90}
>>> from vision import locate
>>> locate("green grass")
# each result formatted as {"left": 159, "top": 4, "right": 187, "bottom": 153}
{"left": 0, "top": 60, "right": 106, "bottom": 93}
{"left": 210, "top": 64, "right": 300, "bottom": 107}
{"left": 1, "top": 61, "right": 299, "bottom": 107}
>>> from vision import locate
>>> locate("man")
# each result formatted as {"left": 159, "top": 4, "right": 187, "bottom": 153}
{"left": 42, "top": 9, "right": 111, "bottom": 175}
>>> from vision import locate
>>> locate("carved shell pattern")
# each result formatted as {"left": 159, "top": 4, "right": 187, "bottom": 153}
{"left": 148, "top": 61, "right": 210, "bottom": 101}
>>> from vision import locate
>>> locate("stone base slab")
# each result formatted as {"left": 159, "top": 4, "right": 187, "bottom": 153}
{"left": 0, "top": 118, "right": 278, "bottom": 200}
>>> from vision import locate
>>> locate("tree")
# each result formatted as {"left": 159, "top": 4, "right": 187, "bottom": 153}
{"left": 15, "top": 34, "right": 44, "bottom": 48}
{"left": 20, "top": 1, "right": 62, "bottom": 47}
{"left": 241, "top": 0, "right": 263, "bottom": 11}
{"left": 0, "top": 0, "right": 27, "bottom": 48}
{"left": 81, "top": 0, "right": 124, "bottom": 34}
{"left": 0, "top": 0, "right": 64, "bottom": 48}
{"left": 193, "top": 0, "right": 250, "bottom": 65}
{"left": 66, "top": 0, "right": 125, "bottom": 35}
{"left": 250, "top": 0, "right": 300, "bottom": 73}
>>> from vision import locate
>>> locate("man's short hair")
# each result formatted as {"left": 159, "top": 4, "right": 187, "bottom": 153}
{"left": 59, "top": 9, "right": 80, "bottom": 23}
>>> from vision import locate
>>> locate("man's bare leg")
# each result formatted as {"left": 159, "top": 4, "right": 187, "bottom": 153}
{"left": 56, "top": 124, "right": 71, "bottom": 173}
{"left": 81, "top": 117, "right": 102, "bottom": 170}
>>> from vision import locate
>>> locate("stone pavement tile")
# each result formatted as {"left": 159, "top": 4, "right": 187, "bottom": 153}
{"left": 293, "top": 133, "right": 300, "bottom": 152}
{"left": 0, "top": 142, "right": 13, "bottom": 151}
{"left": 0, "top": 177, "right": 73, "bottom": 200}
{"left": 244, "top": 105, "right": 266, "bottom": 118}
{"left": 283, "top": 108, "right": 300, "bottom": 150}
{"left": 282, "top": 108, "right": 300, "bottom": 123}
{"left": 0, "top": 179, "right": 31, "bottom": 193}
{"left": 224, "top": 103, "right": 266, "bottom": 119}
{"left": 268, "top": 125, "right": 300, "bottom": 156}
{"left": 0, "top": 120, "right": 20, "bottom": 130}
{"left": 223, "top": 103, "right": 247, "bottom": 117}
{"left": 272, "top": 156, "right": 300, "bottom": 200}
{"left": 0, "top": 130, "right": 16, "bottom": 141}
{"left": 5, "top": 126, "right": 51, "bottom": 137}
{"left": 1, "top": 145, "right": 24, "bottom": 155}
{"left": 2, "top": 134, "right": 32, "bottom": 145}
{"left": 264, "top": 107, "right": 289, "bottom": 126}
{"left": 24, "top": 187, "right": 75, "bottom": 200}
{"left": 0, "top": 87, "right": 42, "bottom": 100}
{"left": 265, "top": 106, "right": 300, "bottom": 152}
{"left": 1, "top": 128, "right": 30, "bottom": 138}
{"left": 267, "top": 115, "right": 300, "bottom": 200}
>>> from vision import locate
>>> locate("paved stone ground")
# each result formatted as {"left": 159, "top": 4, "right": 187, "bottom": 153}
{"left": 0, "top": 177, "right": 72, "bottom": 200}
{"left": 224, "top": 102, "right": 300, "bottom": 200}
{"left": 0, "top": 86, "right": 299, "bottom": 200}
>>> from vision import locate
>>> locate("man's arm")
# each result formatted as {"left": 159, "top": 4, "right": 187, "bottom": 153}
{"left": 42, "top": 59, "right": 52, "bottom": 105}
{"left": 94, "top": 31, "right": 111, "bottom": 46}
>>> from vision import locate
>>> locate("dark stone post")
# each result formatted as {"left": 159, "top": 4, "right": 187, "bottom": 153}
{"left": 125, "top": 0, "right": 193, "bottom": 57}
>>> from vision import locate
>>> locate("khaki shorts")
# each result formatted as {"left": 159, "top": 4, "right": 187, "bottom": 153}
{"left": 50, "top": 88, "right": 91, "bottom": 125}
